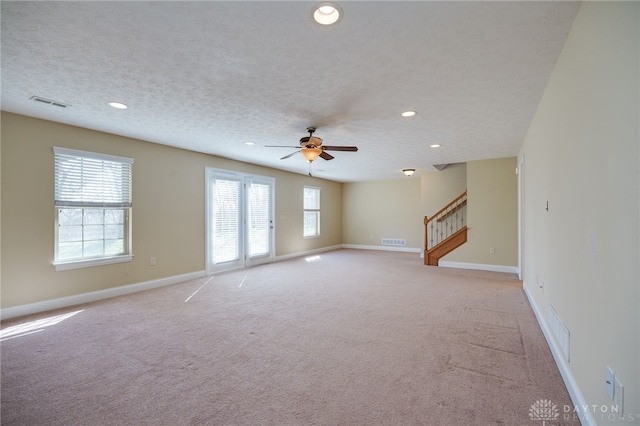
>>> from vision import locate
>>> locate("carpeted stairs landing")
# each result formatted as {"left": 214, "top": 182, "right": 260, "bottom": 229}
{"left": 1, "top": 249, "right": 578, "bottom": 425}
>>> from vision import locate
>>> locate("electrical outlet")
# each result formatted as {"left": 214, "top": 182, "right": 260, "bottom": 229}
{"left": 489, "top": 247, "right": 495, "bottom": 254}
{"left": 150, "top": 257, "right": 157, "bottom": 266}
{"left": 537, "top": 274, "right": 544, "bottom": 292}
{"left": 614, "top": 378, "right": 624, "bottom": 414}
{"left": 606, "top": 366, "right": 615, "bottom": 400}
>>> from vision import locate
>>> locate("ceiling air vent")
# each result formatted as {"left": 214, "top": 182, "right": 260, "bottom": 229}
{"left": 30, "top": 96, "right": 70, "bottom": 108}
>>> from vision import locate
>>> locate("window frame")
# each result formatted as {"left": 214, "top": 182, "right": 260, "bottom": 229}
{"left": 53, "top": 147, "right": 133, "bottom": 271}
{"left": 303, "top": 186, "right": 321, "bottom": 238}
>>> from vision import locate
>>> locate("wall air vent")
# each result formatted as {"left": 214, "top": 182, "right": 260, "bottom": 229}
{"left": 547, "top": 304, "right": 570, "bottom": 362}
{"left": 30, "top": 96, "right": 70, "bottom": 108}
{"left": 381, "top": 238, "right": 406, "bottom": 246}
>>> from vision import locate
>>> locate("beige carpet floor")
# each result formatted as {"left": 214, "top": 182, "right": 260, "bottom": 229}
{"left": 1, "top": 249, "right": 578, "bottom": 425}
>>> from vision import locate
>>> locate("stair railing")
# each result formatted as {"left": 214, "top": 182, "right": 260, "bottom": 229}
{"left": 424, "top": 190, "right": 467, "bottom": 259}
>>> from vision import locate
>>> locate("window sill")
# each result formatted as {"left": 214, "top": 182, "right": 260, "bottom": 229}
{"left": 303, "top": 235, "right": 320, "bottom": 239}
{"left": 54, "top": 255, "right": 133, "bottom": 271}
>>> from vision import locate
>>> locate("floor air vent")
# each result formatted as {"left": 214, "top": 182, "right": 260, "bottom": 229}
{"left": 381, "top": 238, "right": 406, "bottom": 246}
{"left": 30, "top": 96, "right": 70, "bottom": 108}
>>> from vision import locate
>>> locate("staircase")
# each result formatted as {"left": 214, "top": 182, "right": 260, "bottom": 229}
{"left": 424, "top": 191, "right": 468, "bottom": 266}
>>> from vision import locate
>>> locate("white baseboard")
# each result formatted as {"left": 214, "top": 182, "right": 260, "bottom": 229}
{"left": 523, "top": 283, "right": 595, "bottom": 426}
{"left": 274, "top": 245, "right": 343, "bottom": 262}
{"left": 0, "top": 270, "right": 206, "bottom": 321}
{"left": 341, "top": 244, "right": 422, "bottom": 254}
{"left": 438, "top": 260, "right": 518, "bottom": 274}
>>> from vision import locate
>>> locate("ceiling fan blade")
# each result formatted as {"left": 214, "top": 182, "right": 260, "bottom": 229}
{"left": 319, "top": 151, "right": 334, "bottom": 161}
{"left": 265, "top": 145, "right": 300, "bottom": 148}
{"left": 322, "top": 145, "right": 358, "bottom": 152}
{"left": 280, "top": 151, "right": 300, "bottom": 160}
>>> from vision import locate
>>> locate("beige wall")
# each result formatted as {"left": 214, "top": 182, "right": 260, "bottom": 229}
{"left": 421, "top": 162, "right": 467, "bottom": 220}
{"left": 420, "top": 159, "right": 518, "bottom": 268}
{"left": 273, "top": 173, "right": 343, "bottom": 256}
{"left": 443, "top": 157, "right": 518, "bottom": 267}
{"left": 342, "top": 177, "right": 422, "bottom": 249}
{"left": 520, "top": 1, "right": 639, "bottom": 422}
{"left": 1, "top": 112, "right": 342, "bottom": 308}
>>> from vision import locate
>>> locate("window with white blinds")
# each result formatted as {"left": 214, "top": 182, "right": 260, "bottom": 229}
{"left": 53, "top": 147, "right": 133, "bottom": 269}
{"left": 303, "top": 186, "right": 320, "bottom": 237}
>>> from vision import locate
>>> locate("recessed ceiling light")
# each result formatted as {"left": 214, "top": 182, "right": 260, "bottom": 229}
{"left": 244, "top": 141, "right": 256, "bottom": 146}
{"left": 107, "top": 101, "right": 128, "bottom": 109}
{"left": 401, "top": 111, "right": 416, "bottom": 117}
{"left": 430, "top": 144, "right": 441, "bottom": 148}
{"left": 313, "top": 3, "right": 343, "bottom": 25}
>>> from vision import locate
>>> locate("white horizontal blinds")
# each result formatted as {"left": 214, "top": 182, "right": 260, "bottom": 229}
{"left": 213, "top": 178, "right": 241, "bottom": 264}
{"left": 54, "top": 147, "right": 133, "bottom": 263}
{"left": 304, "top": 186, "right": 320, "bottom": 210}
{"left": 54, "top": 147, "right": 133, "bottom": 208}
{"left": 247, "top": 181, "right": 270, "bottom": 257}
{"left": 303, "top": 186, "right": 320, "bottom": 237}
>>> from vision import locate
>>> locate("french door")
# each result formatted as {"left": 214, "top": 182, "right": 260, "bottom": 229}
{"left": 205, "top": 168, "right": 274, "bottom": 273}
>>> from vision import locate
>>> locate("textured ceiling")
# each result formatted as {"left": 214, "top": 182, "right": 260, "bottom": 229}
{"left": 1, "top": 1, "right": 580, "bottom": 182}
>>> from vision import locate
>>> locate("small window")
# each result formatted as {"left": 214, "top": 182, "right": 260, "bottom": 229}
{"left": 303, "top": 186, "right": 320, "bottom": 238}
{"left": 53, "top": 147, "right": 133, "bottom": 270}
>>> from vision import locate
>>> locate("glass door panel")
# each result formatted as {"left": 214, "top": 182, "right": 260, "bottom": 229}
{"left": 246, "top": 178, "right": 274, "bottom": 267}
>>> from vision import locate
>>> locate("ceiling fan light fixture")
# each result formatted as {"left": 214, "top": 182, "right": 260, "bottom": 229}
{"left": 403, "top": 169, "right": 416, "bottom": 176}
{"left": 313, "top": 3, "right": 343, "bottom": 25}
{"left": 301, "top": 147, "right": 322, "bottom": 162}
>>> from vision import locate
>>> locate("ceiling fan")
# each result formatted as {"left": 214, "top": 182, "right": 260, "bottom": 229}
{"left": 266, "top": 127, "right": 358, "bottom": 163}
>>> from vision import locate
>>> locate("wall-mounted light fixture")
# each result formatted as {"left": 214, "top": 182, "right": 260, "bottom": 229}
{"left": 403, "top": 169, "right": 416, "bottom": 176}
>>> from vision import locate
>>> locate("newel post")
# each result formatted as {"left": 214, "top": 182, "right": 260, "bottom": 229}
{"left": 423, "top": 216, "right": 429, "bottom": 265}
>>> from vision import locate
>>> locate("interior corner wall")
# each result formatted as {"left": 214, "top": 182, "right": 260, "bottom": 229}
{"left": 420, "top": 162, "right": 467, "bottom": 219}
{"left": 0, "top": 112, "right": 343, "bottom": 309}
{"left": 442, "top": 157, "right": 518, "bottom": 267}
{"left": 342, "top": 178, "right": 422, "bottom": 250}
{"left": 519, "top": 1, "right": 639, "bottom": 423}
